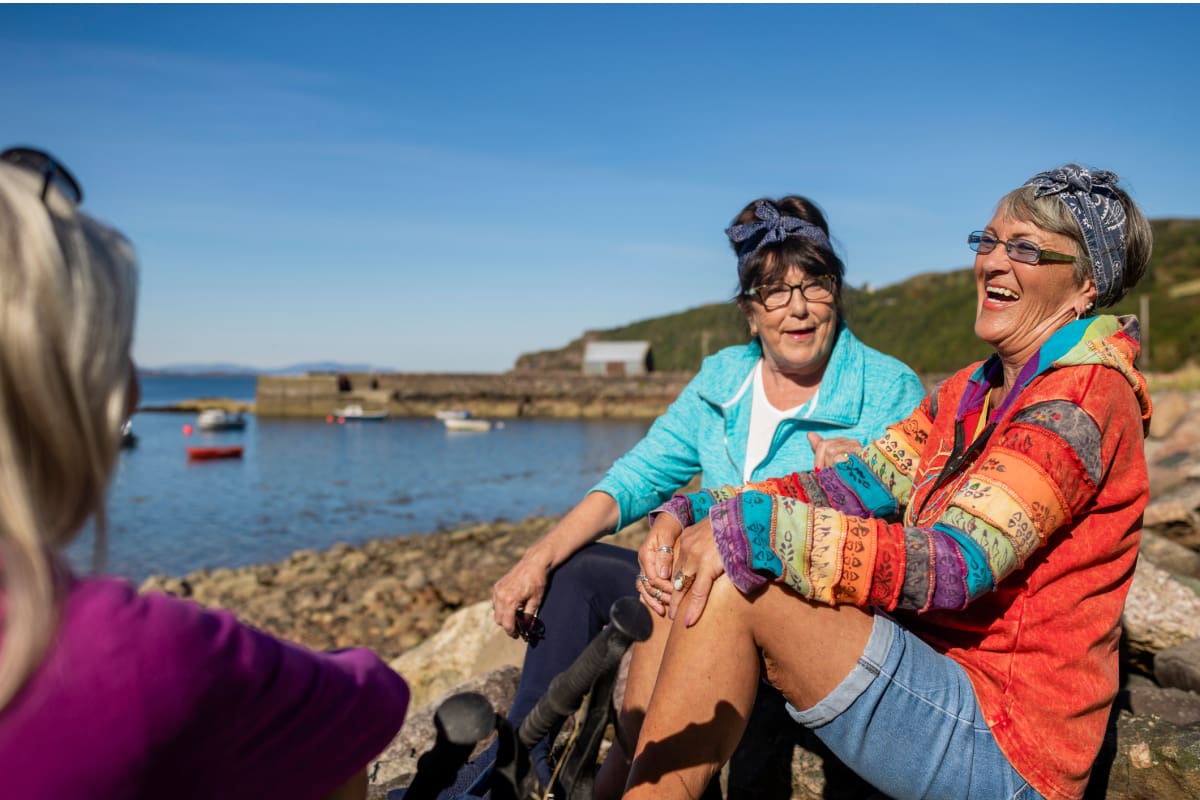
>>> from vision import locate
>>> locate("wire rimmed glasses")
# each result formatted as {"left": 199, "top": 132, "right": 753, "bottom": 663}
{"left": 967, "top": 231, "right": 1075, "bottom": 265}
{"left": 745, "top": 275, "right": 837, "bottom": 311}
{"left": 0, "top": 146, "right": 83, "bottom": 207}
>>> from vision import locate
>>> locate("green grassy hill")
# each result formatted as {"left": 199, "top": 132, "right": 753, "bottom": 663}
{"left": 517, "top": 219, "right": 1200, "bottom": 375}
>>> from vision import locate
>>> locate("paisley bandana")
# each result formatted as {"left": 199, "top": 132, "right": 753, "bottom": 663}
{"left": 1023, "top": 164, "right": 1128, "bottom": 308}
{"left": 726, "top": 200, "right": 832, "bottom": 282}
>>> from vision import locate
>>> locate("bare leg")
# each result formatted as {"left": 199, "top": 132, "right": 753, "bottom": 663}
{"left": 594, "top": 607, "right": 672, "bottom": 800}
{"left": 624, "top": 579, "right": 875, "bottom": 800}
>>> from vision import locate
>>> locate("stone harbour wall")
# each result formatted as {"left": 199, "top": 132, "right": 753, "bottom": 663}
{"left": 254, "top": 371, "right": 693, "bottom": 419}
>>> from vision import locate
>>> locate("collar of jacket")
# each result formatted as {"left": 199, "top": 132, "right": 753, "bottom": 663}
{"left": 695, "top": 319, "right": 867, "bottom": 429}
{"left": 958, "top": 314, "right": 1151, "bottom": 426}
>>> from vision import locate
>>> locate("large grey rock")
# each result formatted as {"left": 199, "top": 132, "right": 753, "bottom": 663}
{"left": 1148, "top": 392, "right": 1190, "bottom": 440}
{"left": 1155, "top": 638, "right": 1200, "bottom": 694}
{"left": 1122, "top": 559, "right": 1200, "bottom": 664}
{"left": 1139, "top": 530, "right": 1200, "bottom": 580}
{"left": 390, "top": 600, "right": 527, "bottom": 710}
{"left": 1122, "top": 686, "right": 1200, "bottom": 727}
{"left": 1089, "top": 711, "right": 1200, "bottom": 800}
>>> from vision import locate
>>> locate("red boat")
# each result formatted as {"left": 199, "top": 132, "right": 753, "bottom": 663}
{"left": 186, "top": 446, "right": 244, "bottom": 461}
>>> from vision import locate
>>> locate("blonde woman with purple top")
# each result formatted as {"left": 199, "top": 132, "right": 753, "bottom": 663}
{"left": 0, "top": 148, "right": 410, "bottom": 799}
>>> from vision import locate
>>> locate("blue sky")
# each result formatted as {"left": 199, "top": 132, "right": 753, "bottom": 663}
{"left": 3, "top": 4, "right": 1198, "bottom": 372}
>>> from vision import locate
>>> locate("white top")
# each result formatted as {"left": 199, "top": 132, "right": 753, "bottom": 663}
{"left": 744, "top": 360, "right": 818, "bottom": 482}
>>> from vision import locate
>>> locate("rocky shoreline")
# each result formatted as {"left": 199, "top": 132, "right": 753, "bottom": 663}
{"left": 138, "top": 516, "right": 649, "bottom": 666}
{"left": 136, "top": 389, "right": 1200, "bottom": 799}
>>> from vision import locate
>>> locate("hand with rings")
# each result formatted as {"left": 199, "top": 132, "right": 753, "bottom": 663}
{"left": 637, "top": 513, "right": 684, "bottom": 617}
{"left": 670, "top": 517, "right": 728, "bottom": 627}
{"left": 807, "top": 432, "right": 865, "bottom": 469}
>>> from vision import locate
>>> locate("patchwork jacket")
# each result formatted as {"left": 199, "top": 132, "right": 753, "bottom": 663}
{"left": 661, "top": 315, "right": 1152, "bottom": 800}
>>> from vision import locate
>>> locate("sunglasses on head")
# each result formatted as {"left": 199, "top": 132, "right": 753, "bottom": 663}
{"left": 1, "top": 146, "right": 84, "bottom": 207}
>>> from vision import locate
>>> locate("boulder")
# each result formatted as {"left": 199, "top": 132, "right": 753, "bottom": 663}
{"left": 1143, "top": 501, "right": 1200, "bottom": 534}
{"left": 1155, "top": 638, "right": 1200, "bottom": 694}
{"left": 1139, "top": 530, "right": 1200, "bottom": 580}
{"left": 1089, "top": 711, "right": 1200, "bottom": 800}
{"left": 1121, "top": 686, "right": 1200, "bottom": 728}
{"left": 390, "top": 601, "right": 527, "bottom": 710}
{"left": 1122, "top": 559, "right": 1200, "bottom": 667}
{"left": 1148, "top": 391, "right": 1190, "bottom": 440}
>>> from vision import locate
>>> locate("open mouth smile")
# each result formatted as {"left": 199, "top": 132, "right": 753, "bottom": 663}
{"left": 984, "top": 284, "right": 1020, "bottom": 306}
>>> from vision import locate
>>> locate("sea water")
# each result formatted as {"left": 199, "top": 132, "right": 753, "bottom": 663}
{"left": 66, "top": 375, "right": 652, "bottom": 582}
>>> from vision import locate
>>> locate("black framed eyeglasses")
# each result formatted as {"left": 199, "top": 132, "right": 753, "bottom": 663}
{"left": 745, "top": 275, "right": 837, "bottom": 311}
{"left": 0, "top": 146, "right": 84, "bottom": 206}
{"left": 968, "top": 231, "right": 1075, "bottom": 265}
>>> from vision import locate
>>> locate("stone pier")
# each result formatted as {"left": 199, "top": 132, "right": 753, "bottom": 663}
{"left": 254, "top": 371, "right": 692, "bottom": 419}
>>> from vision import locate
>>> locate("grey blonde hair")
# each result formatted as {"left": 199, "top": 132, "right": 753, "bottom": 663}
{"left": 0, "top": 162, "right": 138, "bottom": 710}
{"left": 997, "top": 182, "right": 1152, "bottom": 307}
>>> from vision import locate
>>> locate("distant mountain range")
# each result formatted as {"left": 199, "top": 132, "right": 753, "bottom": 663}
{"left": 140, "top": 361, "right": 388, "bottom": 377}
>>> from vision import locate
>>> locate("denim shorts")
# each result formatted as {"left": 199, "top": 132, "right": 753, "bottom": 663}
{"left": 785, "top": 614, "right": 1045, "bottom": 800}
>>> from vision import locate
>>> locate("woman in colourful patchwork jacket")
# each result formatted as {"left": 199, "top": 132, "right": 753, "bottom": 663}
{"left": 621, "top": 165, "right": 1153, "bottom": 800}
{"left": 484, "top": 196, "right": 924, "bottom": 795}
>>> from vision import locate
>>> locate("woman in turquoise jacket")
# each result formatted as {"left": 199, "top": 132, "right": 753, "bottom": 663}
{"left": 488, "top": 195, "right": 925, "bottom": 797}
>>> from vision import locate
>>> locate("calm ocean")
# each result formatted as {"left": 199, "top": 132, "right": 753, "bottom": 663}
{"left": 66, "top": 375, "right": 652, "bottom": 582}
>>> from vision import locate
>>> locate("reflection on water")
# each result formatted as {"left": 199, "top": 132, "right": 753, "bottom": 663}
{"left": 69, "top": 412, "right": 650, "bottom": 582}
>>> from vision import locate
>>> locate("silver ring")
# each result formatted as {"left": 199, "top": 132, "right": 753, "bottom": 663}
{"left": 653, "top": 588, "right": 663, "bottom": 601}
{"left": 635, "top": 573, "right": 649, "bottom": 584}
{"left": 673, "top": 570, "right": 695, "bottom": 593}
{"left": 657, "top": 545, "right": 673, "bottom": 554}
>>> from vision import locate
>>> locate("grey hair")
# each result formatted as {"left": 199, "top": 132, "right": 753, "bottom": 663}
{"left": 0, "top": 162, "right": 138, "bottom": 710}
{"left": 996, "top": 181, "right": 1152, "bottom": 307}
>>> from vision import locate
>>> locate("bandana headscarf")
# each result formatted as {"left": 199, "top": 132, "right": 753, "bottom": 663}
{"left": 725, "top": 200, "right": 831, "bottom": 283}
{"left": 1023, "top": 164, "right": 1128, "bottom": 308}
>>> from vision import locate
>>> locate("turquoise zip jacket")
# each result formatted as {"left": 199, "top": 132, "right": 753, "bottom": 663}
{"left": 592, "top": 321, "right": 926, "bottom": 529}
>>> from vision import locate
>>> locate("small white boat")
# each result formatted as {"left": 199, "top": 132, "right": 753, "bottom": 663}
{"left": 120, "top": 419, "right": 137, "bottom": 449}
{"left": 333, "top": 404, "right": 389, "bottom": 421}
{"left": 196, "top": 409, "right": 247, "bottom": 431}
{"left": 434, "top": 408, "right": 473, "bottom": 421}
{"left": 443, "top": 417, "right": 492, "bottom": 432}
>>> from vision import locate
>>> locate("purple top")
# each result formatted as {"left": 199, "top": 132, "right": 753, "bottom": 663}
{"left": 0, "top": 576, "right": 410, "bottom": 799}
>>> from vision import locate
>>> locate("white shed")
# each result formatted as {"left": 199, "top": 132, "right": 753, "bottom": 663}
{"left": 582, "top": 341, "right": 652, "bottom": 376}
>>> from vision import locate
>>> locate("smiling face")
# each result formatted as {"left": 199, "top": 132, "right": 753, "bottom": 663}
{"left": 746, "top": 265, "right": 839, "bottom": 383}
{"left": 974, "top": 211, "right": 1095, "bottom": 367}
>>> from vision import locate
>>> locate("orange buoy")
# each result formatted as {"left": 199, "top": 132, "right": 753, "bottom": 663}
{"left": 182, "top": 424, "right": 194, "bottom": 436}
{"left": 325, "top": 414, "right": 334, "bottom": 423}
